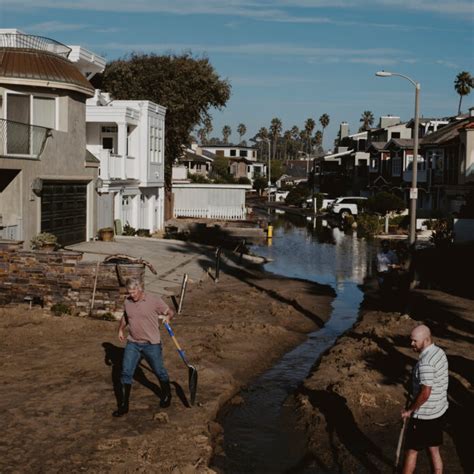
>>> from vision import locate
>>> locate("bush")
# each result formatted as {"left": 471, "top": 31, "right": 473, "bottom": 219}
{"left": 30, "top": 232, "right": 58, "bottom": 250}
{"left": 122, "top": 223, "right": 136, "bottom": 236}
{"left": 136, "top": 228, "right": 151, "bottom": 237}
{"left": 356, "top": 213, "right": 382, "bottom": 238}
{"left": 51, "top": 303, "right": 71, "bottom": 317}
{"left": 366, "top": 192, "right": 405, "bottom": 215}
{"left": 189, "top": 173, "right": 211, "bottom": 183}
{"left": 237, "top": 177, "right": 251, "bottom": 185}
{"left": 285, "top": 183, "right": 311, "bottom": 206}
{"left": 253, "top": 176, "right": 267, "bottom": 194}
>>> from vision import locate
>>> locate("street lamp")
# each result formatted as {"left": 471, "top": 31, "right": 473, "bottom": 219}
{"left": 250, "top": 135, "right": 272, "bottom": 201}
{"left": 376, "top": 70, "right": 420, "bottom": 244}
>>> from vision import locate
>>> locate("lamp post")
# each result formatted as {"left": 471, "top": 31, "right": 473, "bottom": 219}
{"left": 376, "top": 70, "right": 420, "bottom": 244}
{"left": 264, "top": 138, "right": 272, "bottom": 201}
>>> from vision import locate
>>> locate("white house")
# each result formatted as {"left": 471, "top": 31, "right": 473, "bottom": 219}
{"left": 86, "top": 90, "right": 167, "bottom": 232}
{"left": 200, "top": 144, "right": 265, "bottom": 182}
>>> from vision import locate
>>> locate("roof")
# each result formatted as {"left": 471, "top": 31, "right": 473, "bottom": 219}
{"left": 0, "top": 48, "right": 94, "bottom": 96}
{"left": 384, "top": 138, "right": 413, "bottom": 150}
{"left": 182, "top": 150, "right": 213, "bottom": 163}
{"left": 421, "top": 116, "right": 473, "bottom": 146}
{"left": 366, "top": 141, "right": 386, "bottom": 151}
{"left": 85, "top": 150, "right": 100, "bottom": 164}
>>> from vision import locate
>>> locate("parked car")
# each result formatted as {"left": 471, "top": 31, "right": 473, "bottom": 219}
{"left": 327, "top": 196, "right": 368, "bottom": 218}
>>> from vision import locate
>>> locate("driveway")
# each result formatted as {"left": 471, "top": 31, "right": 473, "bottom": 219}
{"left": 69, "top": 236, "right": 217, "bottom": 296}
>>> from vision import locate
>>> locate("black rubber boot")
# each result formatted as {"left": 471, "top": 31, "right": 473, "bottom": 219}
{"left": 113, "top": 383, "right": 131, "bottom": 417}
{"left": 159, "top": 380, "right": 172, "bottom": 408}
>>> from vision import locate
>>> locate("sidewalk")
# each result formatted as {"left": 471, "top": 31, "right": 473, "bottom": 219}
{"left": 68, "top": 236, "right": 216, "bottom": 296}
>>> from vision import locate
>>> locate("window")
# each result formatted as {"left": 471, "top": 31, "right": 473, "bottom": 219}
{"left": 406, "top": 154, "right": 425, "bottom": 171}
{"left": 392, "top": 132, "right": 400, "bottom": 139}
{"left": 102, "top": 137, "right": 114, "bottom": 150}
{"left": 5, "top": 93, "right": 56, "bottom": 155}
{"left": 392, "top": 153, "right": 402, "bottom": 176}
{"left": 240, "top": 150, "right": 248, "bottom": 157}
{"left": 101, "top": 126, "right": 118, "bottom": 133}
{"left": 230, "top": 149, "right": 236, "bottom": 157}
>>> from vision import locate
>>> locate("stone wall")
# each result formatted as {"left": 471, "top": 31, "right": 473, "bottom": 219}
{"left": 0, "top": 240, "right": 144, "bottom": 319}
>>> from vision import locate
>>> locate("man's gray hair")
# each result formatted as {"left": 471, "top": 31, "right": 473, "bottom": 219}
{"left": 125, "top": 278, "right": 144, "bottom": 291}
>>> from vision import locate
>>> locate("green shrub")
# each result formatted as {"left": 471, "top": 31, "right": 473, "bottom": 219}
{"left": 356, "top": 213, "right": 382, "bottom": 238}
{"left": 51, "top": 303, "right": 71, "bottom": 317}
{"left": 285, "top": 183, "right": 311, "bottom": 206}
{"left": 136, "top": 228, "right": 151, "bottom": 237}
{"left": 366, "top": 192, "right": 405, "bottom": 215}
{"left": 30, "top": 232, "right": 58, "bottom": 250}
{"left": 122, "top": 223, "right": 136, "bottom": 236}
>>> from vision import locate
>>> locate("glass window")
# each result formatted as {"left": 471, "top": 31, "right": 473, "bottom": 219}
{"left": 33, "top": 97, "right": 55, "bottom": 129}
{"left": 392, "top": 153, "right": 402, "bottom": 176}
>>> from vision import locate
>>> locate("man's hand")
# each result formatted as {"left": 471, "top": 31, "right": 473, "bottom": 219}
{"left": 401, "top": 409, "right": 412, "bottom": 420}
{"left": 118, "top": 327, "right": 125, "bottom": 342}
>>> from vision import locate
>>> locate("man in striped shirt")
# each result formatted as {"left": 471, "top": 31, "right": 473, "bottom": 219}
{"left": 401, "top": 324, "right": 449, "bottom": 473}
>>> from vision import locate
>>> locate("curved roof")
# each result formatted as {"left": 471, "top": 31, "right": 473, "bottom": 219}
{"left": 0, "top": 48, "right": 94, "bottom": 96}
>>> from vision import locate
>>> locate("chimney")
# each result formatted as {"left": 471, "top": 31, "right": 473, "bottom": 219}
{"left": 379, "top": 115, "right": 401, "bottom": 128}
{"left": 339, "top": 122, "right": 349, "bottom": 139}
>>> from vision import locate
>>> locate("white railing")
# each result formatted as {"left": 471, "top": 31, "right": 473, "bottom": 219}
{"left": 174, "top": 206, "right": 246, "bottom": 220}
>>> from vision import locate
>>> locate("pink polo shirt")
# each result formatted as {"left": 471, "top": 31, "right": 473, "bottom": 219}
{"left": 124, "top": 292, "right": 170, "bottom": 344}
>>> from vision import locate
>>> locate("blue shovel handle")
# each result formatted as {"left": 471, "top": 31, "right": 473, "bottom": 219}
{"left": 164, "top": 322, "right": 189, "bottom": 366}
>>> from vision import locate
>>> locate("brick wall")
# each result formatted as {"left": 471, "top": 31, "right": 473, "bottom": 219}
{"left": 0, "top": 240, "right": 144, "bottom": 319}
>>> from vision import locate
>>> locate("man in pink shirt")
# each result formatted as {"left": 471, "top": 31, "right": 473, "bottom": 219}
{"left": 113, "top": 278, "right": 174, "bottom": 417}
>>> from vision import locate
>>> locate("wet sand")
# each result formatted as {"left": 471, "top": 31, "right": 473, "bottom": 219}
{"left": 0, "top": 265, "right": 334, "bottom": 473}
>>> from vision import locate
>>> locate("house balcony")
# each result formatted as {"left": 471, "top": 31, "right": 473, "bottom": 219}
{"left": 0, "top": 118, "right": 51, "bottom": 159}
{"left": 403, "top": 169, "right": 427, "bottom": 183}
{"left": 0, "top": 33, "right": 71, "bottom": 58}
{"left": 89, "top": 147, "right": 139, "bottom": 181}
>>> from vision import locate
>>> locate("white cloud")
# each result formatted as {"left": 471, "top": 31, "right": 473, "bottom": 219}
{"left": 3, "top": 0, "right": 471, "bottom": 20}
{"left": 436, "top": 59, "right": 459, "bottom": 69}
{"left": 22, "top": 20, "right": 88, "bottom": 32}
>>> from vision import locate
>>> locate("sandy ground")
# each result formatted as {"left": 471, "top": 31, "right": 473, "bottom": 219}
{"left": 0, "top": 264, "right": 334, "bottom": 473}
{"left": 295, "top": 286, "right": 473, "bottom": 473}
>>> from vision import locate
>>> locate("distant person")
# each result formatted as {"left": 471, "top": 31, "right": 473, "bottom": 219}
{"left": 401, "top": 324, "right": 449, "bottom": 474}
{"left": 376, "top": 239, "right": 398, "bottom": 291}
{"left": 113, "top": 278, "right": 174, "bottom": 417}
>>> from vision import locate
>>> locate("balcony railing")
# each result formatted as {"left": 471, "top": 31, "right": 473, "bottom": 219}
{"left": 0, "top": 33, "right": 71, "bottom": 58}
{"left": 0, "top": 118, "right": 51, "bottom": 158}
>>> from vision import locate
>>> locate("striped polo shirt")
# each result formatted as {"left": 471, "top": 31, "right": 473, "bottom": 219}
{"left": 412, "top": 343, "right": 449, "bottom": 420}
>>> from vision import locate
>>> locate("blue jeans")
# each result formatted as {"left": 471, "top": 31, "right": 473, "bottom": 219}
{"left": 121, "top": 341, "right": 169, "bottom": 385}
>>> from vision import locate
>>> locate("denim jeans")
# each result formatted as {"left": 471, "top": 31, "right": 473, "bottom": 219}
{"left": 121, "top": 341, "right": 169, "bottom": 385}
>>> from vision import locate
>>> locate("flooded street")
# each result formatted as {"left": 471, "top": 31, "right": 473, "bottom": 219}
{"left": 213, "top": 214, "right": 376, "bottom": 473}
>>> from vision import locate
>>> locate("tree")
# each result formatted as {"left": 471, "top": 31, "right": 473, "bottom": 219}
{"left": 237, "top": 123, "right": 247, "bottom": 143}
{"left": 98, "top": 52, "right": 231, "bottom": 189}
{"left": 359, "top": 110, "right": 374, "bottom": 132}
{"left": 454, "top": 71, "right": 473, "bottom": 115}
{"left": 366, "top": 192, "right": 405, "bottom": 215}
{"left": 283, "top": 130, "right": 292, "bottom": 159}
{"left": 202, "top": 117, "right": 213, "bottom": 144}
{"left": 270, "top": 117, "right": 282, "bottom": 160}
{"left": 319, "top": 113, "right": 330, "bottom": 146}
{"left": 253, "top": 176, "right": 267, "bottom": 195}
{"left": 314, "top": 130, "right": 323, "bottom": 146}
{"left": 270, "top": 159, "right": 284, "bottom": 183}
{"left": 304, "top": 118, "right": 316, "bottom": 154}
{"left": 222, "top": 125, "right": 232, "bottom": 144}
{"left": 210, "top": 155, "right": 233, "bottom": 182}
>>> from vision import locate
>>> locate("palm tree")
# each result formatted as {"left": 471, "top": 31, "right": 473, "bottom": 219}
{"left": 237, "top": 123, "right": 247, "bottom": 143}
{"left": 197, "top": 128, "right": 207, "bottom": 144}
{"left": 222, "top": 125, "right": 231, "bottom": 144}
{"left": 319, "top": 113, "right": 330, "bottom": 146}
{"left": 283, "top": 130, "right": 292, "bottom": 160}
{"left": 359, "top": 110, "right": 374, "bottom": 132}
{"left": 454, "top": 71, "right": 473, "bottom": 115}
{"left": 270, "top": 117, "right": 282, "bottom": 160}
{"left": 314, "top": 130, "right": 323, "bottom": 146}
{"left": 304, "top": 118, "right": 316, "bottom": 155}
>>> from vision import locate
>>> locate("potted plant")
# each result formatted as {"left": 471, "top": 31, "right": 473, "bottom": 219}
{"left": 30, "top": 232, "right": 58, "bottom": 251}
{"left": 98, "top": 227, "right": 114, "bottom": 242}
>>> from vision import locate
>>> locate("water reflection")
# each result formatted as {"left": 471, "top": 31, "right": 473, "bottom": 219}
{"left": 253, "top": 215, "right": 374, "bottom": 288}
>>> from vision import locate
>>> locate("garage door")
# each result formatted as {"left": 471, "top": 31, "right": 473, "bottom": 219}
{"left": 41, "top": 181, "right": 87, "bottom": 246}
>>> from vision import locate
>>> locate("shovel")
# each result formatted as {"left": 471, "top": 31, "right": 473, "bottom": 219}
{"left": 163, "top": 321, "right": 198, "bottom": 405}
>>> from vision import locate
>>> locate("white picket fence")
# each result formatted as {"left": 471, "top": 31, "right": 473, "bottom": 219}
{"left": 173, "top": 183, "right": 251, "bottom": 221}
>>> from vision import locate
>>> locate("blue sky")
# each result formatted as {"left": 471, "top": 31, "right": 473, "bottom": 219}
{"left": 1, "top": 0, "right": 473, "bottom": 149}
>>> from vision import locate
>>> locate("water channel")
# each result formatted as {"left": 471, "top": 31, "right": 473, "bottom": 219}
{"left": 213, "top": 213, "right": 376, "bottom": 473}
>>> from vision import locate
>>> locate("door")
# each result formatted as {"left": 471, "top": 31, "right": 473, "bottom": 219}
{"left": 41, "top": 181, "right": 87, "bottom": 246}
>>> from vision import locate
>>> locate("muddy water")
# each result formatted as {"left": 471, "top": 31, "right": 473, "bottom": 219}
{"left": 213, "top": 215, "right": 375, "bottom": 473}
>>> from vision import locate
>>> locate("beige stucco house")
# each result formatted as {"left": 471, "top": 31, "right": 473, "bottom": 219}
{"left": 0, "top": 30, "right": 105, "bottom": 246}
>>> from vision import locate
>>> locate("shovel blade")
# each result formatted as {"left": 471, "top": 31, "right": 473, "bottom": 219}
{"left": 189, "top": 365, "right": 198, "bottom": 406}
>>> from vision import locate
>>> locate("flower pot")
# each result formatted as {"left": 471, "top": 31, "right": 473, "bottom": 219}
{"left": 99, "top": 229, "right": 114, "bottom": 242}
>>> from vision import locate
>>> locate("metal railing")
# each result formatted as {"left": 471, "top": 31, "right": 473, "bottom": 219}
{"left": 0, "top": 118, "right": 51, "bottom": 158}
{"left": 0, "top": 33, "right": 71, "bottom": 58}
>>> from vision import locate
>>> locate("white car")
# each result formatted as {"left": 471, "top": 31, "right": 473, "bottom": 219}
{"left": 327, "top": 196, "right": 368, "bottom": 217}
